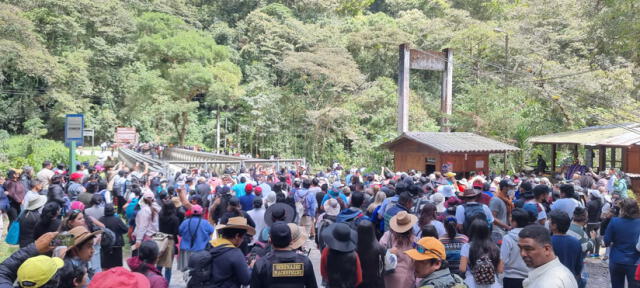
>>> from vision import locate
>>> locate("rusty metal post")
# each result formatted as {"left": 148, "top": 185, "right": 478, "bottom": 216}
{"left": 441, "top": 48, "right": 453, "bottom": 132}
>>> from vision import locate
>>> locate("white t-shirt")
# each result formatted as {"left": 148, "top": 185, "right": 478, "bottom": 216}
{"left": 460, "top": 243, "right": 501, "bottom": 288}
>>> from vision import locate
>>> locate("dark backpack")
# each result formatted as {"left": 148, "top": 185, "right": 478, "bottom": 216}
{"left": 316, "top": 215, "right": 336, "bottom": 251}
{"left": 471, "top": 255, "right": 496, "bottom": 285}
{"left": 100, "top": 228, "right": 116, "bottom": 249}
{"left": 463, "top": 203, "right": 488, "bottom": 234}
{"left": 186, "top": 245, "right": 233, "bottom": 287}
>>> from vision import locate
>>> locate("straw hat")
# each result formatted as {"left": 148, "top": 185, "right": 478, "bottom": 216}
{"left": 216, "top": 216, "right": 256, "bottom": 236}
{"left": 287, "top": 223, "right": 308, "bottom": 250}
{"left": 389, "top": 211, "right": 417, "bottom": 233}
{"left": 68, "top": 226, "right": 103, "bottom": 250}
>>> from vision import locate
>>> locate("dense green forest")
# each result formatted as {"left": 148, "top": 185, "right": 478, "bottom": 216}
{"left": 1, "top": 0, "right": 639, "bottom": 168}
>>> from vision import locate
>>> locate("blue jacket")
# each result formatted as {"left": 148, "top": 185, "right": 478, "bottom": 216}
{"left": 179, "top": 217, "right": 215, "bottom": 251}
{"left": 239, "top": 194, "right": 255, "bottom": 212}
{"left": 604, "top": 217, "right": 640, "bottom": 265}
{"left": 551, "top": 235, "right": 583, "bottom": 276}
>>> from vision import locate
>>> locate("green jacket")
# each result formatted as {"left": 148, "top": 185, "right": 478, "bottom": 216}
{"left": 417, "top": 268, "right": 467, "bottom": 288}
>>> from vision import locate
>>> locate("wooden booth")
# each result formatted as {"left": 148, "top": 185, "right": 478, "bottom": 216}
{"left": 383, "top": 132, "right": 519, "bottom": 177}
{"left": 529, "top": 123, "right": 640, "bottom": 198}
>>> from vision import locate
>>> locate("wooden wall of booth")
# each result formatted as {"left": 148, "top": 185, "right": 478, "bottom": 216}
{"left": 390, "top": 138, "right": 490, "bottom": 175}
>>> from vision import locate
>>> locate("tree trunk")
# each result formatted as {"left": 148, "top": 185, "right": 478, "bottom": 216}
{"left": 216, "top": 108, "right": 221, "bottom": 154}
{"left": 179, "top": 111, "right": 189, "bottom": 145}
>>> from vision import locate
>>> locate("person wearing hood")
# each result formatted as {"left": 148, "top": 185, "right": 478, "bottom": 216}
{"left": 500, "top": 208, "right": 531, "bottom": 288}
{"left": 337, "top": 192, "right": 366, "bottom": 226}
{"left": 320, "top": 181, "right": 348, "bottom": 207}
{"left": 133, "top": 190, "right": 161, "bottom": 251}
{"left": 127, "top": 240, "right": 168, "bottom": 288}
{"left": 99, "top": 204, "right": 128, "bottom": 269}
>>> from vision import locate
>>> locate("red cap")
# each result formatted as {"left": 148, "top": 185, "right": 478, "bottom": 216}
{"left": 70, "top": 172, "right": 84, "bottom": 182}
{"left": 89, "top": 267, "right": 150, "bottom": 288}
{"left": 254, "top": 186, "right": 262, "bottom": 196}
{"left": 245, "top": 184, "right": 253, "bottom": 192}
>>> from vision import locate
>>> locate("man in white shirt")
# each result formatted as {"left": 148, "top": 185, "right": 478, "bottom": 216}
{"left": 36, "top": 160, "right": 54, "bottom": 191}
{"left": 519, "top": 225, "right": 578, "bottom": 288}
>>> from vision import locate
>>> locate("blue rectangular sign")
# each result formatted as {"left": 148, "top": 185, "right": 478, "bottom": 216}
{"left": 65, "top": 114, "right": 84, "bottom": 147}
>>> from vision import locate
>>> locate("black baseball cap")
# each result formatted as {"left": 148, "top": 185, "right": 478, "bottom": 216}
{"left": 270, "top": 221, "right": 292, "bottom": 248}
{"left": 499, "top": 179, "right": 516, "bottom": 189}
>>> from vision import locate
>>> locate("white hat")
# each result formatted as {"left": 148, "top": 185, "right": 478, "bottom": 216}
{"left": 323, "top": 198, "right": 340, "bottom": 216}
{"left": 430, "top": 193, "right": 446, "bottom": 213}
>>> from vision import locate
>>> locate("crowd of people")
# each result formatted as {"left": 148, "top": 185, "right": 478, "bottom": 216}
{"left": 0, "top": 158, "right": 639, "bottom": 288}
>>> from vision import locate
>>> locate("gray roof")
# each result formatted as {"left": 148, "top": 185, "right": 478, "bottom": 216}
{"left": 383, "top": 132, "right": 520, "bottom": 153}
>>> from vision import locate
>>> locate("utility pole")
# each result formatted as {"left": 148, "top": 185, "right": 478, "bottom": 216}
{"left": 494, "top": 28, "right": 509, "bottom": 84}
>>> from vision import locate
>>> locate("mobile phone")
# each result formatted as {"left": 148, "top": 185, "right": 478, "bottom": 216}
{"left": 51, "top": 232, "right": 74, "bottom": 247}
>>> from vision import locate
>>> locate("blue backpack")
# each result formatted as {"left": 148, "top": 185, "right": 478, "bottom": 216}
{"left": 463, "top": 203, "right": 490, "bottom": 233}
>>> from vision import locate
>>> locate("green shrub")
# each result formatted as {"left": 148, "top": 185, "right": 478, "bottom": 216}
{"left": 0, "top": 136, "right": 83, "bottom": 172}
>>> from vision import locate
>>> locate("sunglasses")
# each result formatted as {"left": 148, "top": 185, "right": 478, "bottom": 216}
{"left": 413, "top": 243, "right": 443, "bottom": 260}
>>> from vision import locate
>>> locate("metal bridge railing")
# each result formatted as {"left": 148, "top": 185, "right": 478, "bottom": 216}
{"left": 117, "top": 147, "right": 166, "bottom": 173}
{"left": 163, "top": 148, "right": 305, "bottom": 173}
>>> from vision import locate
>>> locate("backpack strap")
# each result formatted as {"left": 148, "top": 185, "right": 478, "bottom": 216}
{"left": 189, "top": 218, "right": 202, "bottom": 250}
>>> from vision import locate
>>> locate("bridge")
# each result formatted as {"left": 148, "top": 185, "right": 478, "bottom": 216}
{"left": 116, "top": 146, "right": 305, "bottom": 177}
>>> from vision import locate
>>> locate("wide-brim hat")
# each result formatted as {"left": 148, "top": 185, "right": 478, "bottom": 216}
{"left": 321, "top": 222, "right": 357, "bottom": 252}
{"left": 264, "top": 203, "right": 295, "bottom": 226}
{"left": 287, "top": 223, "right": 308, "bottom": 250}
{"left": 444, "top": 172, "right": 456, "bottom": 178}
{"left": 430, "top": 193, "right": 446, "bottom": 213}
{"left": 323, "top": 198, "right": 340, "bottom": 216}
{"left": 68, "top": 226, "right": 103, "bottom": 251}
{"left": 26, "top": 195, "right": 47, "bottom": 211}
{"left": 216, "top": 216, "right": 256, "bottom": 236}
{"left": 457, "top": 187, "right": 480, "bottom": 198}
{"left": 389, "top": 211, "right": 418, "bottom": 233}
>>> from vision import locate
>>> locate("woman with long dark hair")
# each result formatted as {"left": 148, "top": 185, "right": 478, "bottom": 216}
{"left": 321, "top": 222, "right": 362, "bottom": 288}
{"left": 417, "top": 203, "right": 446, "bottom": 238}
{"left": 459, "top": 218, "right": 503, "bottom": 288}
{"left": 439, "top": 216, "right": 468, "bottom": 276}
{"left": 127, "top": 240, "right": 168, "bottom": 288}
{"left": 356, "top": 220, "right": 385, "bottom": 288}
{"left": 34, "top": 202, "right": 61, "bottom": 240}
{"left": 158, "top": 200, "right": 180, "bottom": 283}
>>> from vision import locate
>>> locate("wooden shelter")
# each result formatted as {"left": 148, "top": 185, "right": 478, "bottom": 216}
{"left": 529, "top": 123, "right": 640, "bottom": 197}
{"left": 383, "top": 132, "right": 519, "bottom": 176}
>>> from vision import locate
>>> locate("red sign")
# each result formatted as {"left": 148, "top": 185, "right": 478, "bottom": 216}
{"left": 115, "top": 127, "right": 137, "bottom": 144}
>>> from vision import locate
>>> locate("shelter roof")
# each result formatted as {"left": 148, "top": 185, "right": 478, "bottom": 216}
{"left": 529, "top": 123, "right": 640, "bottom": 146}
{"left": 383, "top": 132, "right": 520, "bottom": 153}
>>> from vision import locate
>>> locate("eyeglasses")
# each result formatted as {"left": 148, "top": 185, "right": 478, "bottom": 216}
{"left": 413, "top": 243, "right": 443, "bottom": 260}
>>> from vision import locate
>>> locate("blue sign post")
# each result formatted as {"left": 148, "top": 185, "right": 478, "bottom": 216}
{"left": 65, "top": 114, "right": 84, "bottom": 147}
{"left": 65, "top": 114, "right": 84, "bottom": 173}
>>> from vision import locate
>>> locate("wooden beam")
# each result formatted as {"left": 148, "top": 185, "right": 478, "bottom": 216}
{"left": 611, "top": 147, "right": 616, "bottom": 168}
{"left": 599, "top": 146, "right": 606, "bottom": 172}
{"left": 551, "top": 144, "right": 557, "bottom": 173}
{"left": 622, "top": 147, "right": 628, "bottom": 171}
